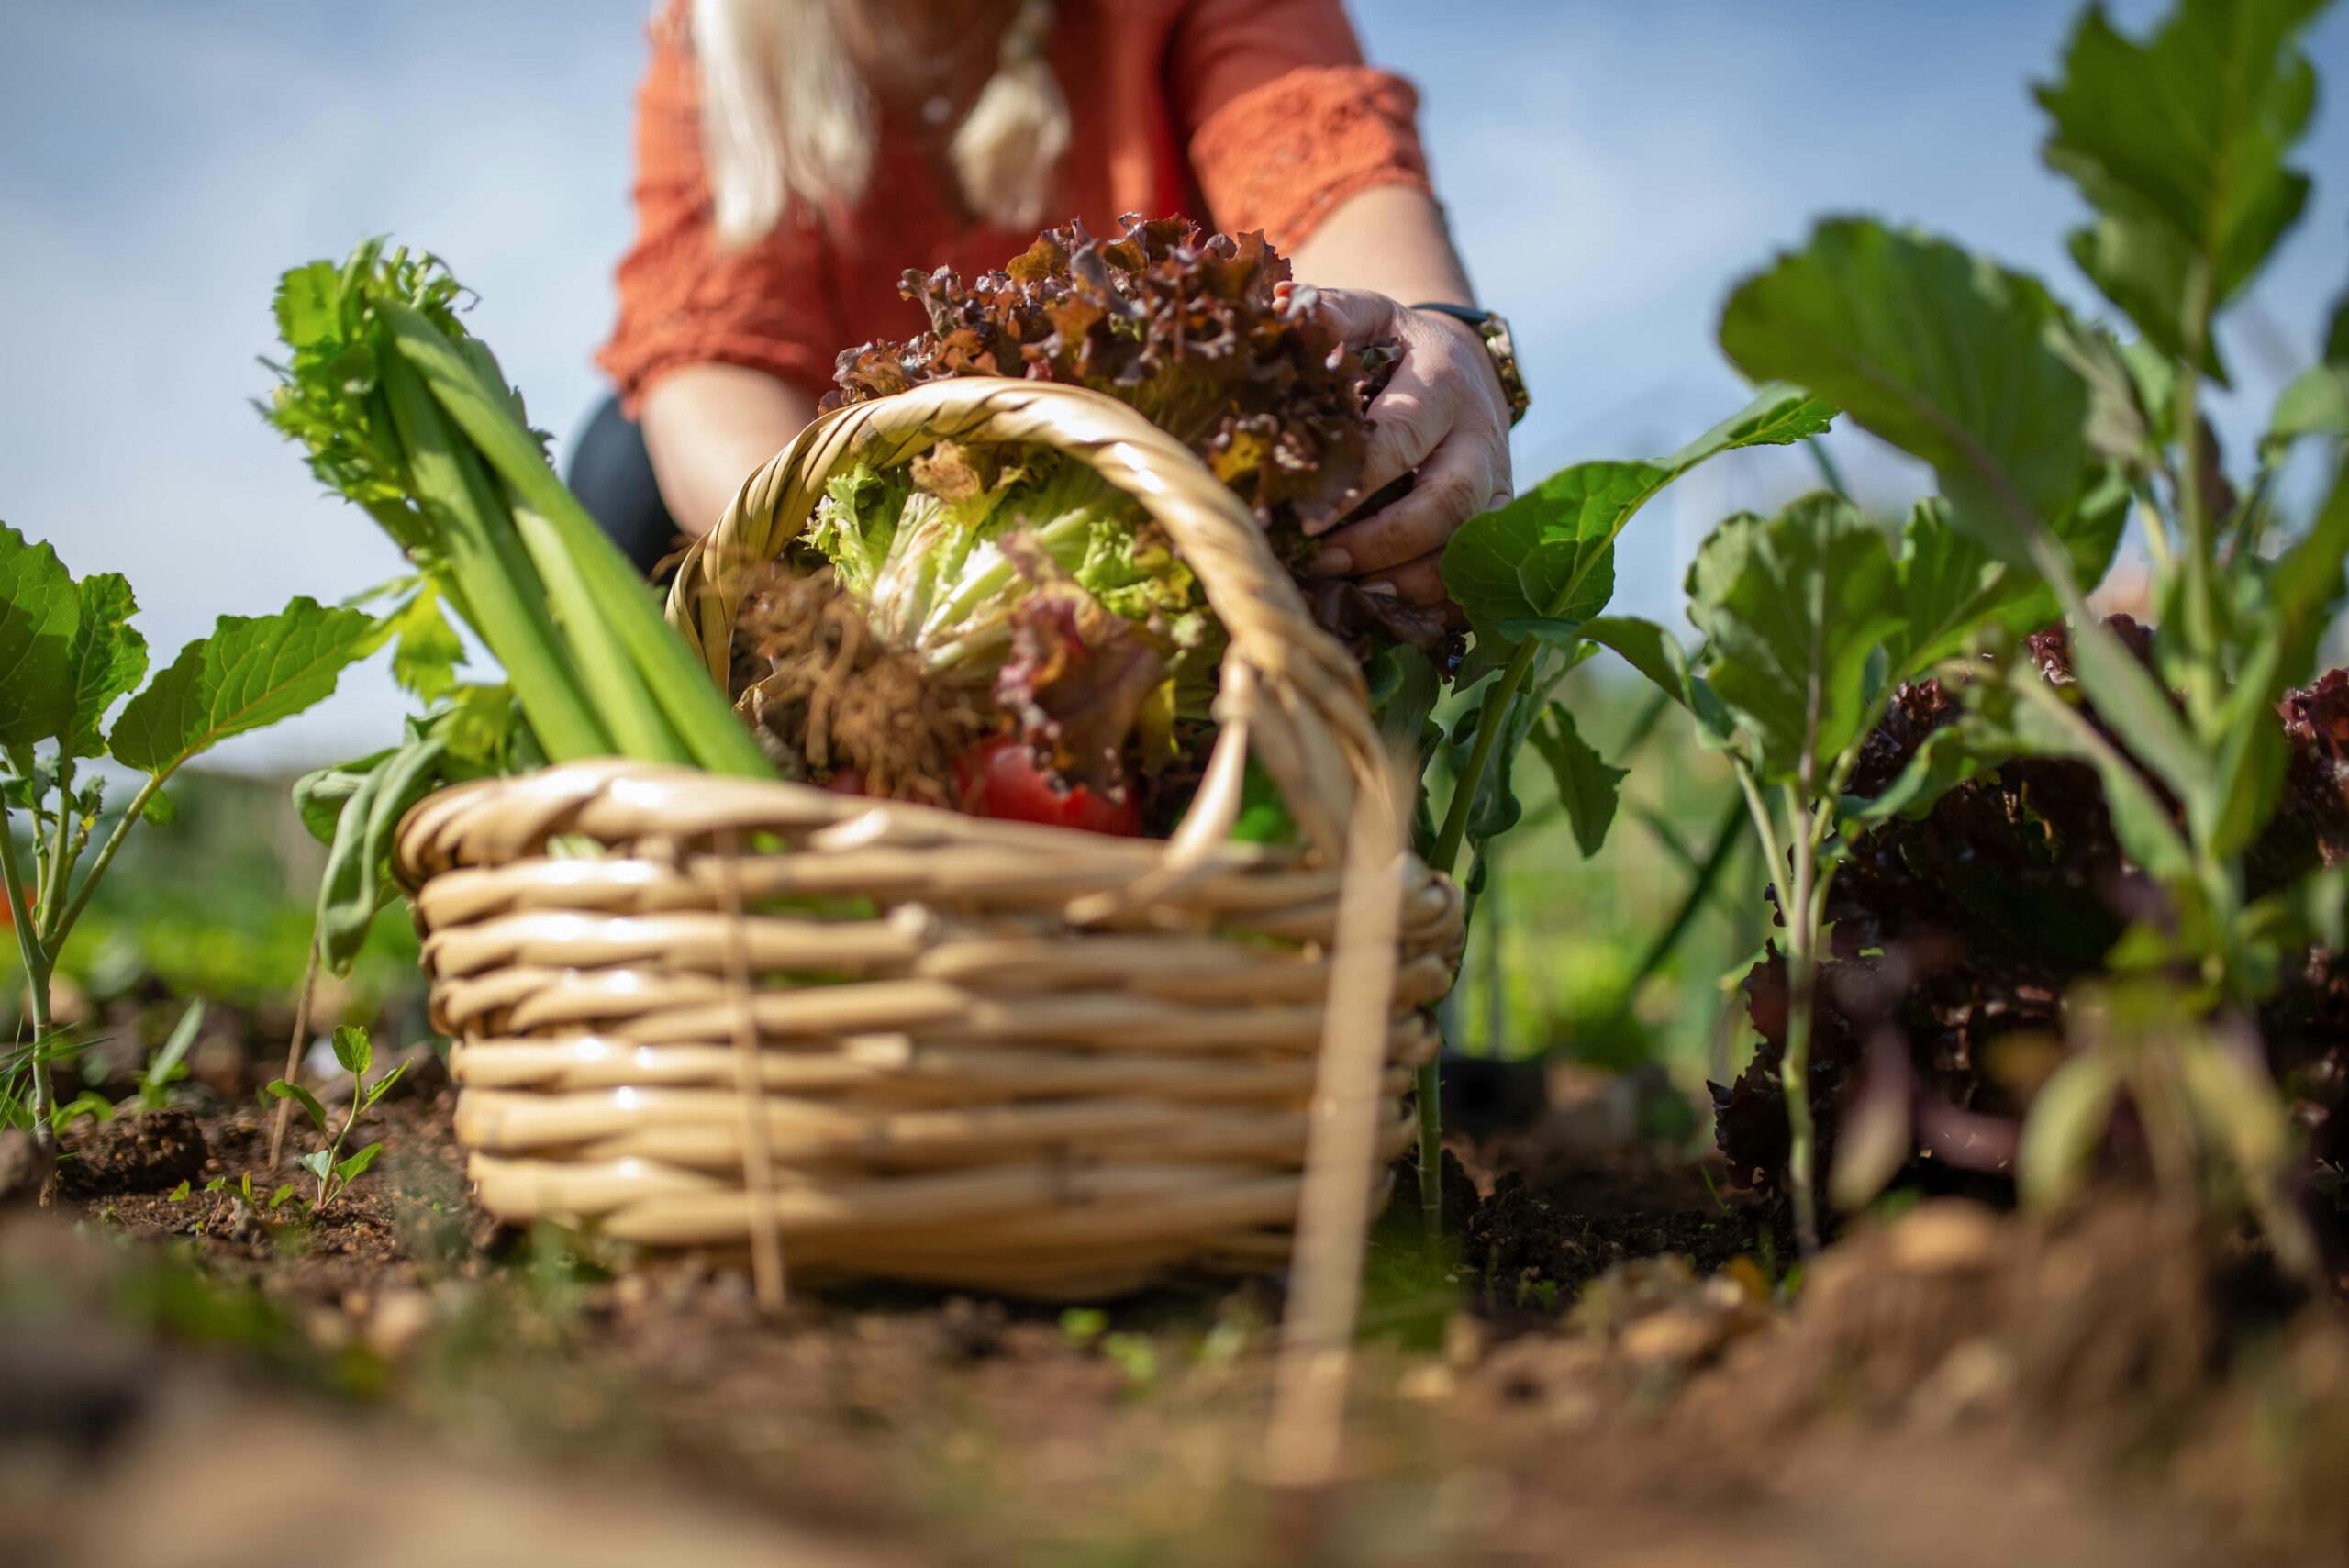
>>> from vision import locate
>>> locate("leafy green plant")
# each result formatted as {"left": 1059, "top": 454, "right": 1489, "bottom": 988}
{"left": 0, "top": 526, "right": 383, "bottom": 1155}
{"left": 1625, "top": 0, "right": 2344, "bottom": 1248}
{"left": 262, "top": 1024, "right": 406, "bottom": 1214}
{"left": 1415, "top": 384, "right": 1838, "bottom": 1227}
{"left": 1596, "top": 483, "right": 2123, "bottom": 1250}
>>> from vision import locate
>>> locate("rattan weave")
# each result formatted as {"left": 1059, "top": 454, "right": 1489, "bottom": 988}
{"left": 394, "top": 379, "right": 1462, "bottom": 1297}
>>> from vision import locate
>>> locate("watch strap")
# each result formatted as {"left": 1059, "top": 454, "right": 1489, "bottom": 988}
{"left": 1408, "top": 302, "right": 1530, "bottom": 427}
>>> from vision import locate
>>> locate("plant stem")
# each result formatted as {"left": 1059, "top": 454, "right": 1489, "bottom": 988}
{"left": 1419, "top": 637, "right": 1544, "bottom": 1233}
{"left": 1415, "top": 1060, "right": 1444, "bottom": 1234}
{"left": 1731, "top": 760, "right": 1789, "bottom": 917}
{"left": 0, "top": 808, "right": 57, "bottom": 1157}
{"left": 1778, "top": 784, "right": 1825, "bottom": 1255}
{"left": 50, "top": 773, "right": 166, "bottom": 955}
{"left": 1431, "top": 641, "right": 1540, "bottom": 874}
{"left": 42, "top": 755, "right": 75, "bottom": 929}
{"left": 267, "top": 940, "right": 319, "bottom": 1168}
{"left": 2174, "top": 261, "right": 2223, "bottom": 729}
{"left": 1730, "top": 762, "right": 1820, "bottom": 1249}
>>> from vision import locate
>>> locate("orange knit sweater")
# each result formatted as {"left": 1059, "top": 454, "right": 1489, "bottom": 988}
{"left": 596, "top": 0, "right": 1432, "bottom": 411}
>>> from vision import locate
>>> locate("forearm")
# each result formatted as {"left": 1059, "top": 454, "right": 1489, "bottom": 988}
{"left": 638, "top": 363, "right": 820, "bottom": 537}
{"left": 1280, "top": 184, "right": 1512, "bottom": 606}
{"left": 1286, "top": 184, "right": 1477, "bottom": 310}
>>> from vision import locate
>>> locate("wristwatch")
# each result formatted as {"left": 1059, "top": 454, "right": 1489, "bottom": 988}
{"left": 1410, "top": 302, "right": 1530, "bottom": 427}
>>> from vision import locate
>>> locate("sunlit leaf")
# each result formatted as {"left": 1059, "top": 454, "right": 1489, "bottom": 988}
{"left": 2036, "top": 0, "right": 2328, "bottom": 378}
{"left": 293, "top": 748, "right": 393, "bottom": 846}
{"left": 1840, "top": 718, "right": 2021, "bottom": 828}
{"left": 1687, "top": 494, "right": 1904, "bottom": 783}
{"left": 1449, "top": 651, "right": 1575, "bottom": 844}
{"left": 109, "top": 599, "right": 386, "bottom": 777}
{"left": 0, "top": 523, "right": 83, "bottom": 749}
{"left": 62, "top": 573, "right": 148, "bottom": 759}
{"left": 331, "top": 1023, "right": 372, "bottom": 1077}
{"left": 2267, "top": 287, "right": 2349, "bottom": 452}
{"left": 362, "top": 1060, "right": 408, "bottom": 1109}
{"left": 2268, "top": 362, "right": 2349, "bottom": 450}
{"left": 1581, "top": 616, "right": 1735, "bottom": 749}
{"left": 332, "top": 1141, "right": 384, "bottom": 1185}
{"left": 385, "top": 584, "right": 466, "bottom": 704}
{"left": 1721, "top": 220, "right": 2087, "bottom": 571}
{"left": 2176, "top": 1038, "right": 2292, "bottom": 1183}
{"left": 1441, "top": 384, "right": 1833, "bottom": 665}
{"left": 1893, "top": 472, "right": 2128, "bottom": 676}
{"left": 143, "top": 1000, "right": 206, "bottom": 1105}
{"left": 315, "top": 728, "right": 451, "bottom": 975}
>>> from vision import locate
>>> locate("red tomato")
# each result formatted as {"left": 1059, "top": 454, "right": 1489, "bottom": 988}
{"left": 953, "top": 737, "right": 1140, "bottom": 837}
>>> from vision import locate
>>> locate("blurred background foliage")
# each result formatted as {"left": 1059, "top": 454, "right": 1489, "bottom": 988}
{"left": 1442, "top": 665, "right": 1758, "bottom": 1090}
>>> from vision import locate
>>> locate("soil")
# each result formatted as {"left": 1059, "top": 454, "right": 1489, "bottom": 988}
{"left": 6, "top": 1067, "right": 2348, "bottom": 1568}
{"left": 51, "top": 1107, "right": 208, "bottom": 1199}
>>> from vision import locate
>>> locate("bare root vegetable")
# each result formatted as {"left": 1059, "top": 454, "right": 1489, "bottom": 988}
{"left": 729, "top": 564, "right": 992, "bottom": 806}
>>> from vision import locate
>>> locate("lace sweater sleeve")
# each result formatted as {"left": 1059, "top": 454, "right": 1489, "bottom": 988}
{"left": 1171, "top": 0, "right": 1433, "bottom": 249}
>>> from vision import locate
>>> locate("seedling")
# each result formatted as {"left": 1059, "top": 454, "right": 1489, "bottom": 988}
{"left": 0, "top": 524, "right": 384, "bottom": 1158}
{"left": 206, "top": 1171, "right": 300, "bottom": 1213}
{"left": 1422, "top": 383, "right": 1840, "bottom": 1230}
{"left": 262, "top": 1024, "right": 406, "bottom": 1214}
{"left": 135, "top": 1000, "right": 204, "bottom": 1114}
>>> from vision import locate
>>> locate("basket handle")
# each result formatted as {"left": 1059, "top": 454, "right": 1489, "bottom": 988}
{"left": 664, "top": 378, "right": 1385, "bottom": 859}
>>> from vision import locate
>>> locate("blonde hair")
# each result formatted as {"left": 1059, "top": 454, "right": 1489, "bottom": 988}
{"left": 691, "top": 0, "right": 1069, "bottom": 245}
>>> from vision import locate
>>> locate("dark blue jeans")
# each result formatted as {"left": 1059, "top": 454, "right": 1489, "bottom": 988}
{"left": 566, "top": 394, "right": 680, "bottom": 580}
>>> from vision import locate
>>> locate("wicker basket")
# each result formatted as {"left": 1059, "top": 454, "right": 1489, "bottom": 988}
{"left": 393, "top": 379, "right": 1463, "bottom": 1298}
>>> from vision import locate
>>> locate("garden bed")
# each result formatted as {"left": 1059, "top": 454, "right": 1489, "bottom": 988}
{"left": 6, "top": 1057, "right": 2343, "bottom": 1568}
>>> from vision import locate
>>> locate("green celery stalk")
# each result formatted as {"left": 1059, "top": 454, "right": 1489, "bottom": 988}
{"left": 507, "top": 485, "right": 696, "bottom": 766}
{"left": 381, "top": 303, "right": 773, "bottom": 777}
{"left": 377, "top": 350, "right": 611, "bottom": 761}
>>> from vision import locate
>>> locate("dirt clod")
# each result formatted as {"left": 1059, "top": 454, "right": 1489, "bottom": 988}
{"left": 55, "top": 1109, "right": 206, "bottom": 1198}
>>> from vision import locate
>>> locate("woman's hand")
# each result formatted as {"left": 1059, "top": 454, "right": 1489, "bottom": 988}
{"left": 1286, "top": 285, "right": 1515, "bottom": 612}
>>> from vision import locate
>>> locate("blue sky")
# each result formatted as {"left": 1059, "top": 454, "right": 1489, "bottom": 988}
{"left": 3, "top": 0, "right": 2344, "bottom": 769}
